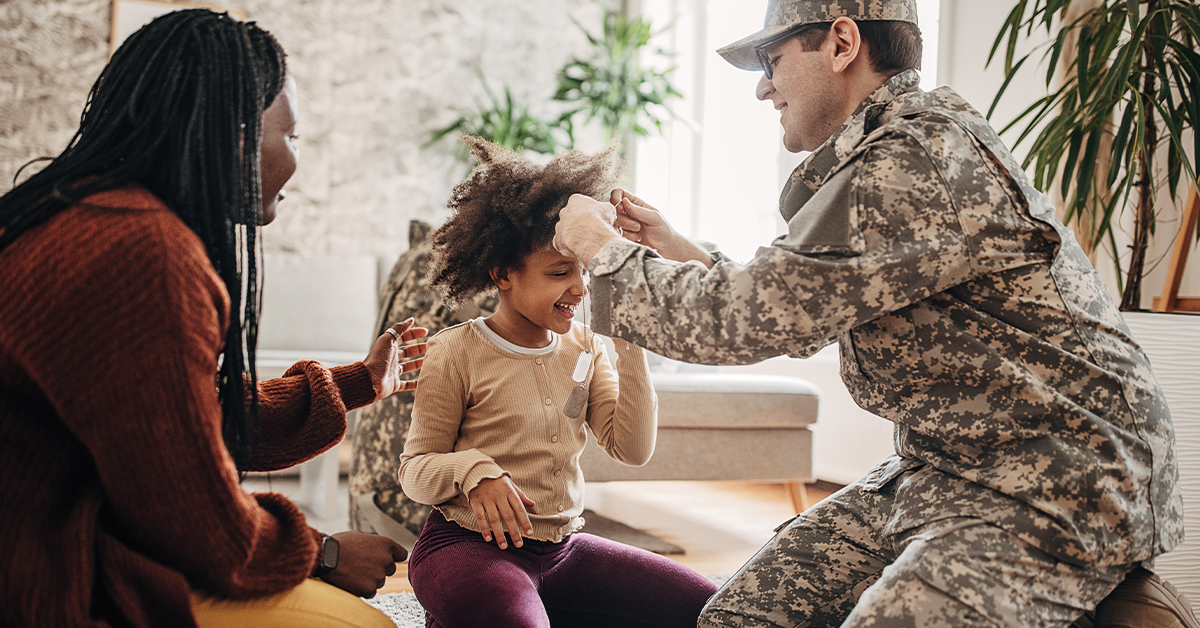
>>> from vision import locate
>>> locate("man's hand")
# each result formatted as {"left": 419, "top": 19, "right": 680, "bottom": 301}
{"left": 468, "top": 476, "right": 536, "bottom": 549}
{"left": 553, "top": 194, "right": 623, "bottom": 266}
{"left": 363, "top": 318, "right": 428, "bottom": 402}
{"left": 320, "top": 532, "right": 407, "bottom": 599}
{"left": 610, "top": 189, "right": 714, "bottom": 267}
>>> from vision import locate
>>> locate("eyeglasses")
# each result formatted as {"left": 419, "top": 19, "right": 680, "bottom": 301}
{"left": 754, "top": 23, "right": 823, "bottom": 80}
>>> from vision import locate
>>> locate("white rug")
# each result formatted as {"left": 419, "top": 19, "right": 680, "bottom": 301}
{"left": 363, "top": 592, "right": 425, "bottom": 627}
{"left": 363, "top": 575, "right": 730, "bottom": 627}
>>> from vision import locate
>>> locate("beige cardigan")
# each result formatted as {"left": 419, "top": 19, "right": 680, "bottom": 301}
{"left": 398, "top": 320, "right": 657, "bottom": 542}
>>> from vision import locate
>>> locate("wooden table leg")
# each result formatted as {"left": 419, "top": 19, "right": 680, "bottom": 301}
{"left": 785, "top": 481, "right": 811, "bottom": 513}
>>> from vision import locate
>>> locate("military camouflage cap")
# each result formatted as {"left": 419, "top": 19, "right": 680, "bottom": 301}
{"left": 717, "top": 0, "right": 918, "bottom": 71}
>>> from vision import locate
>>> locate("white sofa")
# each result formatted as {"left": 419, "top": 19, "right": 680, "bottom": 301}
{"left": 581, "top": 370, "right": 820, "bottom": 512}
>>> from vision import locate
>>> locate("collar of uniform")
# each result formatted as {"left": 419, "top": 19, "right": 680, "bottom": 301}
{"left": 829, "top": 69, "right": 921, "bottom": 166}
{"left": 778, "top": 70, "right": 921, "bottom": 222}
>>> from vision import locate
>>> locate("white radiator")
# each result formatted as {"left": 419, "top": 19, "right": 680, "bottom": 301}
{"left": 1125, "top": 312, "right": 1200, "bottom": 601}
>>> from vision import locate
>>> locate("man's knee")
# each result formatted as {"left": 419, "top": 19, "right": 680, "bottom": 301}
{"left": 842, "top": 574, "right": 993, "bottom": 628}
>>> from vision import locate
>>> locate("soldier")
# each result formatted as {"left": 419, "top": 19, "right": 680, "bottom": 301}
{"left": 553, "top": 0, "right": 1198, "bottom": 626}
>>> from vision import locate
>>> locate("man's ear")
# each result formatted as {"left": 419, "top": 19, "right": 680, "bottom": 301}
{"left": 489, "top": 267, "right": 511, "bottom": 291}
{"left": 828, "top": 16, "right": 863, "bottom": 74}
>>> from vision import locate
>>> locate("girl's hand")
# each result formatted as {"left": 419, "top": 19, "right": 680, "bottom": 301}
{"left": 468, "top": 476, "right": 536, "bottom": 549}
{"left": 319, "top": 532, "right": 408, "bottom": 599}
{"left": 363, "top": 318, "right": 428, "bottom": 402}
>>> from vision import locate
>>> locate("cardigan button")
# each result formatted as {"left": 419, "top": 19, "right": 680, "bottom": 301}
{"left": 545, "top": 398, "right": 552, "bottom": 405}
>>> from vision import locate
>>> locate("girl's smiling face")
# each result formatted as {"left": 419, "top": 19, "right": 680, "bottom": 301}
{"left": 487, "top": 246, "right": 588, "bottom": 348}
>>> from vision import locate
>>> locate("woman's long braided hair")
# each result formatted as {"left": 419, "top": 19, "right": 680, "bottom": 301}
{"left": 0, "top": 9, "right": 287, "bottom": 470}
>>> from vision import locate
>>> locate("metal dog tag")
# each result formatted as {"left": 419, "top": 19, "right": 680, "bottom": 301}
{"left": 563, "top": 385, "right": 588, "bottom": 419}
{"left": 564, "top": 348, "right": 591, "bottom": 418}
{"left": 571, "top": 352, "right": 590, "bottom": 382}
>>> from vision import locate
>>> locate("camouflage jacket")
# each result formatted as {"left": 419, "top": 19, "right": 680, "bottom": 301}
{"left": 588, "top": 70, "right": 1183, "bottom": 568}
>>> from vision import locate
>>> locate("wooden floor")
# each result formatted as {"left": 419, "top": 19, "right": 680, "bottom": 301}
{"left": 379, "top": 480, "right": 839, "bottom": 595}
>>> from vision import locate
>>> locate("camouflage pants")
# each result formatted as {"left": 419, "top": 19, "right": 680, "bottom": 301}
{"left": 699, "top": 474, "right": 1129, "bottom": 628}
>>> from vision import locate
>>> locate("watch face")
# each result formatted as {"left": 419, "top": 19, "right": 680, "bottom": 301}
{"left": 322, "top": 535, "right": 339, "bottom": 570}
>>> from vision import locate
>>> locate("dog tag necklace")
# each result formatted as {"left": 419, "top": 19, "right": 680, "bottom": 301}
{"left": 562, "top": 309, "right": 592, "bottom": 419}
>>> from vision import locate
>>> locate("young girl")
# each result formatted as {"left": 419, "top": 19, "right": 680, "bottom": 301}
{"left": 399, "top": 137, "right": 717, "bottom": 627}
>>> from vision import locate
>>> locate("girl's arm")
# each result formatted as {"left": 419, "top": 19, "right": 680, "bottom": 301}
{"left": 584, "top": 336, "right": 657, "bottom": 466}
{"left": 397, "top": 335, "right": 506, "bottom": 506}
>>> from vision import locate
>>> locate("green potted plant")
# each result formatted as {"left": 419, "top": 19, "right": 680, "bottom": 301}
{"left": 424, "top": 72, "right": 572, "bottom": 163}
{"left": 553, "top": 11, "right": 682, "bottom": 154}
{"left": 988, "top": 0, "right": 1198, "bottom": 311}
{"left": 990, "top": 0, "right": 1200, "bottom": 598}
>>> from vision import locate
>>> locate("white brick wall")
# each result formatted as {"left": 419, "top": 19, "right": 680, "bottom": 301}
{"left": 1, "top": 0, "right": 615, "bottom": 263}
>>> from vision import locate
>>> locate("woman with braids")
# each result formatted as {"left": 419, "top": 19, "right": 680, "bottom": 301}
{"left": 398, "top": 137, "right": 717, "bottom": 628}
{"left": 0, "top": 10, "right": 426, "bottom": 628}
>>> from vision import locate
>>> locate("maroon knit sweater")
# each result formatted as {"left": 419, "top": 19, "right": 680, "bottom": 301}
{"left": 0, "top": 186, "right": 378, "bottom": 627}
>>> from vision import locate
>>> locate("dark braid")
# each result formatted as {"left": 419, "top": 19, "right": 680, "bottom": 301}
{"left": 0, "top": 9, "right": 287, "bottom": 470}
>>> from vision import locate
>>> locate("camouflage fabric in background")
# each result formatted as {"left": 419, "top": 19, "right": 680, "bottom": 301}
{"left": 348, "top": 220, "right": 496, "bottom": 539}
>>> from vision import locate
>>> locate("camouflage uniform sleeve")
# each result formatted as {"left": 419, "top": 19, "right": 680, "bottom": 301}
{"left": 589, "top": 134, "right": 995, "bottom": 366}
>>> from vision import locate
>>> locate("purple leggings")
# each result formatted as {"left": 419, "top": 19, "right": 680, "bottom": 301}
{"left": 408, "top": 510, "right": 717, "bottom": 628}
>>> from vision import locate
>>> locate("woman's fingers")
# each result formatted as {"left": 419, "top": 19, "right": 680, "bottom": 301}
{"left": 394, "top": 322, "right": 428, "bottom": 342}
{"left": 364, "top": 320, "right": 427, "bottom": 401}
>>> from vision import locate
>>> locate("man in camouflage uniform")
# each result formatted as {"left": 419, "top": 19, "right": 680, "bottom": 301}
{"left": 348, "top": 220, "right": 496, "bottom": 547}
{"left": 554, "top": 1, "right": 1195, "bottom": 626}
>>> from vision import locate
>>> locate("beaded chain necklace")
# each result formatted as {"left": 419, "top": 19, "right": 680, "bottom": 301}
{"left": 562, "top": 301, "right": 593, "bottom": 419}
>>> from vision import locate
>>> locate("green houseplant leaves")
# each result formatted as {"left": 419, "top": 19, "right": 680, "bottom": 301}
{"left": 425, "top": 10, "right": 681, "bottom": 165}
{"left": 989, "top": 0, "right": 1199, "bottom": 310}
{"left": 423, "top": 73, "right": 571, "bottom": 160}
{"left": 553, "top": 11, "right": 682, "bottom": 150}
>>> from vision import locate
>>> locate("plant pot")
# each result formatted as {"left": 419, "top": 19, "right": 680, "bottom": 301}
{"left": 1123, "top": 311, "right": 1200, "bottom": 600}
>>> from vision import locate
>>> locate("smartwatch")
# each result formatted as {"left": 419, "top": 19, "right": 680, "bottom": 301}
{"left": 314, "top": 533, "right": 339, "bottom": 577}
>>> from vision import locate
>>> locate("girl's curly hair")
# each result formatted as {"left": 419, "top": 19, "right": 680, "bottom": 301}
{"left": 428, "top": 136, "right": 623, "bottom": 307}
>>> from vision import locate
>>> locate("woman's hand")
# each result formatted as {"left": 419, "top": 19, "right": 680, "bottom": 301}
{"left": 320, "top": 532, "right": 408, "bottom": 599}
{"left": 609, "top": 189, "right": 713, "bottom": 267}
{"left": 363, "top": 318, "right": 428, "bottom": 402}
{"left": 468, "top": 476, "right": 536, "bottom": 549}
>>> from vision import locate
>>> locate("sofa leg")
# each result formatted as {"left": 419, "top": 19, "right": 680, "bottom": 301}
{"left": 785, "top": 482, "right": 810, "bottom": 513}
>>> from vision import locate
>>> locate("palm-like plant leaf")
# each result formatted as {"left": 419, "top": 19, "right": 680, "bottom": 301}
{"left": 989, "top": 0, "right": 1199, "bottom": 310}
{"left": 423, "top": 72, "right": 572, "bottom": 163}
{"left": 553, "top": 11, "right": 682, "bottom": 151}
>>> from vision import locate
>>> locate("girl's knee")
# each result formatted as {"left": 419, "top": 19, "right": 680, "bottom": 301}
{"left": 426, "top": 603, "right": 550, "bottom": 628}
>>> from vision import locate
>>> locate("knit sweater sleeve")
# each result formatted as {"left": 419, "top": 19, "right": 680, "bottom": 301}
{"left": 9, "top": 198, "right": 322, "bottom": 599}
{"left": 247, "top": 360, "right": 376, "bottom": 472}
{"left": 398, "top": 331, "right": 507, "bottom": 505}
{"left": 584, "top": 337, "right": 658, "bottom": 466}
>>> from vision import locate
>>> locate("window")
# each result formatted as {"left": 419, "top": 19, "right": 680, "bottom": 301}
{"left": 634, "top": 0, "right": 940, "bottom": 262}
